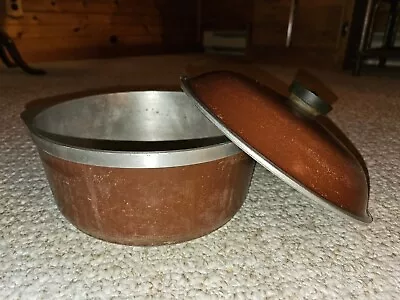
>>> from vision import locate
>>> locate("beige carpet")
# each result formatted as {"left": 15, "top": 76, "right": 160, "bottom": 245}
{"left": 1, "top": 55, "right": 399, "bottom": 299}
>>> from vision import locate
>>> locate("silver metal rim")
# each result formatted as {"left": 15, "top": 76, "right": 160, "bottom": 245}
{"left": 30, "top": 133, "right": 241, "bottom": 168}
{"left": 181, "top": 76, "right": 373, "bottom": 224}
{"left": 22, "top": 91, "right": 243, "bottom": 169}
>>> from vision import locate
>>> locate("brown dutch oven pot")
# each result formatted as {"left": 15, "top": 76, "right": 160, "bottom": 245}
{"left": 21, "top": 87, "right": 256, "bottom": 246}
{"left": 22, "top": 64, "right": 372, "bottom": 246}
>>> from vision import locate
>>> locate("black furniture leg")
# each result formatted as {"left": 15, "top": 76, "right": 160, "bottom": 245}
{"left": 353, "top": 54, "right": 363, "bottom": 76}
{"left": 379, "top": 0, "right": 398, "bottom": 66}
{"left": 0, "top": 31, "right": 46, "bottom": 75}
{"left": 366, "top": 1, "right": 382, "bottom": 49}
{"left": 354, "top": 0, "right": 375, "bottom": 76}
{"left": 354, "top": 1, "right": 381, "bottom": 76}
{"left": 0, "top": 45, "right": 16, "bottom": 68}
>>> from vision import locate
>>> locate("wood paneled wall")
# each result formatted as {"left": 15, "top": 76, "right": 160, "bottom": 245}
{"left": 252, "top": 0, "right": 349, "bottom": 49}
{"left": 251, "top": 0, "right": 355, "bottom": 67}
{"left": 1, "top": 0, "right": 198, "bottom": 62}
{"left": 201, "top": 0, "right": 253, "bottom": 31}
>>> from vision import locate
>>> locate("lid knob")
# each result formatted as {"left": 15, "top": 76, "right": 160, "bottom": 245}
{"left": 289, "top": 81, "right": 332, "bottom": 117}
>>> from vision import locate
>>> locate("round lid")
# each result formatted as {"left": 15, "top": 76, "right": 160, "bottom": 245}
{"left": 180, "top": 70, "right": 372, "bottom": 223}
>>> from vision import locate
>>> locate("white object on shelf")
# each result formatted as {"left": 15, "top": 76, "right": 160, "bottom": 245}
{"left": 202, "top": 30, "right": 248, "bottom": 55}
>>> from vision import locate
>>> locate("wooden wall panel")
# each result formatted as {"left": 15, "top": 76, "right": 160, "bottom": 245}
{"left": 252, "top": 0, "right": 350, "bottom": 50}
{"left": 291, "top": 2, "right": 345, "bottom": 49}
{"left": 250, "top": 0, "right": 355, "bottom": 68}
{"left": 5, "top": 12, "right": 162, "bottom": 26}
{"left": 1, "top": 0, "right": 198, "bottom": 62}
{"left": 22, "top": 0, "right": 159, "bottom": 14}
{"left": 11, "top": 35, "right": 164, "bottom": 62}
{"left": 252, "top": 1, "right": 290, "bottom": 46}
{"left": 201, "top": 0, "right": 253, "bottom": 31}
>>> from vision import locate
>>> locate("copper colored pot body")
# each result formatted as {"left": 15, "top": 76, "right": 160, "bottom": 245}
{"left": 22, "top": 90, "right": 255, "bottom": 245}
{"left": 39, "top": 151, "right": 254, "bottom": 246}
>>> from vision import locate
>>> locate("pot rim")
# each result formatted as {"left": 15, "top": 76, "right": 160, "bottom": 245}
{"left": 21, "top": 90, "right": 242, "bottom": 169}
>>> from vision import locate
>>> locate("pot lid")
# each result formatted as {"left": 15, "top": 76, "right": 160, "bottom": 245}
{"left": 180, "top": 70, "right": 372, "bottom": 223}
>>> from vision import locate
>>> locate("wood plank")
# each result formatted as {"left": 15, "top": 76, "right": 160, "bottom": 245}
{"left": 14, "top": 35, "right": 162, "bottom": 61}
{"left": 251, "top": 24, "right": 288, "bottom": 46}
{"left": 201, "top": 0, "right": 252, "bottom": 30}
{"left": 13, "top": 34, "right": 197, "bottom": 62}
{"left": 0, "top": 0, "right": 198, "bottom": 63}
{"left": 252, "top": 2, "right": 290, "bottom": 24}
{"left": 4, "top": 12, "right": 195, "bottom": 31}
{"left": 252, "top": 0, "right": 290, "bottom": 46}
{"left": 5, "top": 22, "right": 196, "bottom": 40}
{"left": 291, "top": 4, "right": 344, "bottom": 48}
{"left": 334, "top": 0, "right": 355, "bottom": 66}
{"left": 23, "top": 0, "right": 117, "bottom": 13}
{"left": 4, "top": 12, "right": 163, "bottom": 26}
{"left": 252, "top": 0, "right": 348, "bottom": 50}
{"left": 21, "top": 0, "right": 196, "bottom": 15}
{"left": 14, "top": 34, "right": 161, "bottom": 51}
{"left": 5, "top": 24, "right": 151, "bottom": 39}
{"left": 22, "top": 0, "right": 159, "bottom": 14}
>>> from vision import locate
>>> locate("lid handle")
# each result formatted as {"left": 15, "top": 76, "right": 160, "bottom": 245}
{"left": 289, "top": 81, "right": 332, "bottom": 117}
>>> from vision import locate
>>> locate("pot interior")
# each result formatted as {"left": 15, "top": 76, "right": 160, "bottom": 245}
{"left": 31, "top": 91, "right": 228, "bottom": 151}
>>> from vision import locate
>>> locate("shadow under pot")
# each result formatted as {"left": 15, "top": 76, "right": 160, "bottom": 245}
{"left": 21, "top": 90, "right": 255, "bottom": 246}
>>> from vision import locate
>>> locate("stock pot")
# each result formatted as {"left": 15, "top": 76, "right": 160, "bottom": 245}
{"left": 21, "top": 89, "right": 255, "bottom": 245}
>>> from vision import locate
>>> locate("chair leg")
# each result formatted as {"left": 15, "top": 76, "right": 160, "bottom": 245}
{"left": 0, "top": 30, "right": 46, "bottom": 75}
{"left": 366, "top": 0, "right": 382, "bottom": 49}
{"left": 0, "top": 46, "right": 16, "bottom": 68}
{"left": 353, "top": 54, "right": 363, "bottom": 76}
{"left": 353, "top": 0, "right": 375, "bottom": 76}
{"left": 379, "top": 0, "right": 398, "bottom": 67}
